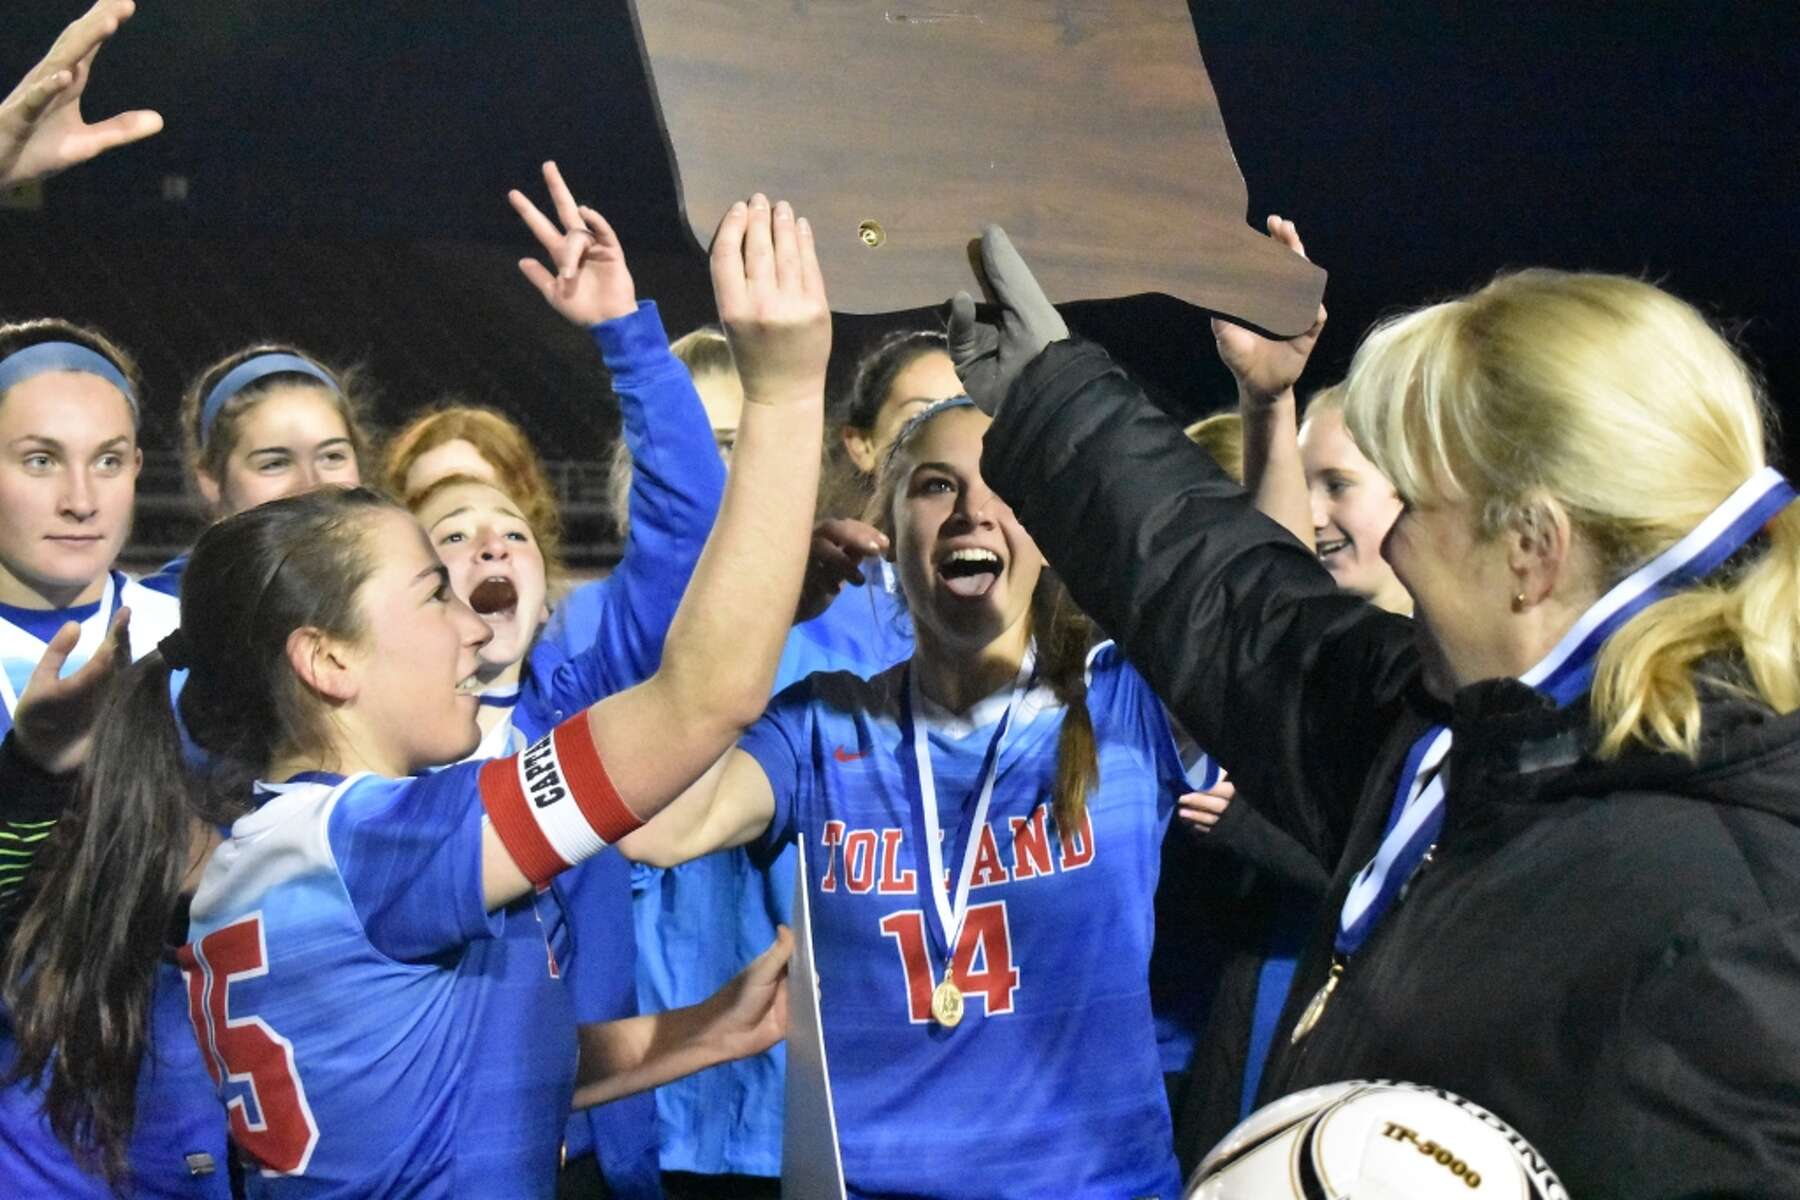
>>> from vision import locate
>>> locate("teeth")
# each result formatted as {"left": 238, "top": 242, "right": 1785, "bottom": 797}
{"left": 455, "top": 675, "right": 482, "bottom": 695}
{"left": 945, "top": 547, "right": 1000, "bottom": 565}
{"left": 1317, "top": 539, "right": 1351, "bottom": 556}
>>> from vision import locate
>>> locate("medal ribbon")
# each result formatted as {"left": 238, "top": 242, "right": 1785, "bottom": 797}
{"left": 0, "top": 571, "right": 118, "bottom": 717}
{"left": 900, "top": 654, "right": 1032, "bottom": 970}
{"left": 1336, "top": 467, "right": 1796, "bottom": 958}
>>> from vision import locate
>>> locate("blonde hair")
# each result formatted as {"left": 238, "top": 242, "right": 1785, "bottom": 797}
{"left": 1303, "top": 382, "right": 1346, "bottom": 421}
{"left": 382, "top": 404, "right": 564, "bottom": 585}
{"left": 1343, "top": 269, "right": 1797, "bottom": 758}
{"left": 1183, "top": 411, "right": 1245, "bottom": 483}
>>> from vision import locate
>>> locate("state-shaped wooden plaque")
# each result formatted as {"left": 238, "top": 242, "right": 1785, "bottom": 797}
{"left": 628, "top": 1, "right": 1324, "bottom": 335}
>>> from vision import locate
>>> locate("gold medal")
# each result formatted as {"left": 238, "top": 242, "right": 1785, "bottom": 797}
{"left": 930, "top": 977, "right": 965, "bottom": 1028}
{"left": 1290, "top": 960, "right": 1344, "bottom": 1044}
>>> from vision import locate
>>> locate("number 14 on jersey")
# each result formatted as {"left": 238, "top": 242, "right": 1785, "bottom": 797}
{"left": 879, "top": 900, "right": 1021, "bottom": 1024}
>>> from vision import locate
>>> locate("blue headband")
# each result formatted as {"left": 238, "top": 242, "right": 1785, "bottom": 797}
{"left": 0, "top": 342, "right": 138, "bottom": 419}
{"left": 200, "top": 353, "right": 339, "bottom": 444}
{"left": 884, "top": 394, "right": 978, "bottom": 470}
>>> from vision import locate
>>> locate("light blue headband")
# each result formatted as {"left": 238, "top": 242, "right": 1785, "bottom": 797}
{"left": 200, "top": 353, "right": 339, "bottom": 444}
{"left": 0, "top": 342, "right": 138, "bottom": 419}
{"left": 884, "top": 394, "right": 978, "bottom": 471}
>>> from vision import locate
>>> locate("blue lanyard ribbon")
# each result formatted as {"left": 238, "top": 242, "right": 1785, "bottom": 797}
{"left": 1336, "top": 467, "right": 1796, "bottom": 958}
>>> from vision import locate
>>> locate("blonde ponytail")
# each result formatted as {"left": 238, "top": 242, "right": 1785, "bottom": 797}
{"left": 1592, "top": 500, "right": 1800, "bottom": 757}
{"left": 1344, "top": 269, "right": 1797, "bottom": 760}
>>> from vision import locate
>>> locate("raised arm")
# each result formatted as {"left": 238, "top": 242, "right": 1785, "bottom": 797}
{"left": 1214, "top": 215, "right": 1324, "bottom": 546}
{"left": 957, "top": 228, "right": 1422, "bottom": 865}
{"left": 510, "top": 162, "right": 727, "bottom": 684}
{"left": 0, "top": 1, "right": 162, "bottom": 188}
{"left": 480, "top": 193, "right": 826, "bottom": 908}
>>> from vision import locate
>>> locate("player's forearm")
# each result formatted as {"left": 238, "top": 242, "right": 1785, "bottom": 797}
{"left": 570, "top": 997, "right": 739, "bottom": 1110}
{"left": 1239, "top": 384, "right": 1313, "bottom": 547}
{"left": 643, "top": 388, "right": 821, "bottom": 735}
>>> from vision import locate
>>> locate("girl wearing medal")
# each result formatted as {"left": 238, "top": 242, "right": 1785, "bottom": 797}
{"left": 960, "top": 229, "right": 1800, "bottom": 1198}
{"left": 623, "top": 399, "right": 1193, "bottom": 1200}
{"left": 3, "top": 190, "right": 826, "bottom": 1197}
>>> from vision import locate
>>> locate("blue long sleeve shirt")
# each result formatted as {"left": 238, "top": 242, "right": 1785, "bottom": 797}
{"left": 540, "top": 302, "right": 724, "bottom": 1198}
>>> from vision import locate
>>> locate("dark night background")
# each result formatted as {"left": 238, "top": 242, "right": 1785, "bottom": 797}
{"left": 2, "top": 2, "right": 1796, "bottom": 558}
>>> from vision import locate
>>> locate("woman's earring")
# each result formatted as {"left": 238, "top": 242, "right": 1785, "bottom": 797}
{"left": 1512, "top": 591, "right": 1528, "bottom": 612}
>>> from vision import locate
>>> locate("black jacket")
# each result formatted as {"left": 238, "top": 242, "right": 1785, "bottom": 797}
{"left": 984, "top": 339, "right": 1800, "bottom": 1199}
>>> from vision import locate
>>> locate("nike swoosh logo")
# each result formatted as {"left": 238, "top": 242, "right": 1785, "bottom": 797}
{"left": 833, "top": 746, "right": 865, "bottom": 763}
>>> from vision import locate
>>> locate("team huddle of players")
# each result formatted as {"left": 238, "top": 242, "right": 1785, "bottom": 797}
{"left": 3, "top": 6, "right": 1799, "bottom": 1200}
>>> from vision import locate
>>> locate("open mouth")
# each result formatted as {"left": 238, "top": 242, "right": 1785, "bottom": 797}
{"left": 454, "top": 669, "right": 484, "bottom": 695}
{"left": 936, "top": 547, "right": 1002, "bottom": 599}
{"left": 469, "top": 576, "right": 519, "bottom": 620}
{"left": 1316, "top": 536, "right": 1352, "bottom": 561}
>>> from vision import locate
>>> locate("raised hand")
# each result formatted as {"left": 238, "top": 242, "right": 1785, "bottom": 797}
{"left": 796, "top": 518, "right": 889, "bottom": 625}
{"left": 1177, "top": 776, "right": 1235, "bottom": 837}
{"left": 710, "top": 194, "right": 831, "bottom": 406}
{"left": 948, "top": 225, "right": 1070, "bottom": 416}
{"left": 0, "top": 2, "right": 163, "bottom": 189}
{"left": 12, "top": 606, "right": 129, "bottom": 776}
{"left": 1210, "top": 216, "right": 1326, "bottom": 403}
{"left": 510, "top": 161, "right": 638, "bottom": 327}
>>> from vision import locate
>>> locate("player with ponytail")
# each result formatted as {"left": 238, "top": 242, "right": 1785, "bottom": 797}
{"left": 621, "top": 397, "right": 1203, "bottom": 1199}
{"left": 3, "top": 189, "right": 828, "bottom": 1197}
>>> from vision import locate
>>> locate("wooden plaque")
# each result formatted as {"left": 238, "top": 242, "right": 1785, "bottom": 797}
{"left": 627, "top": 1, "right": 1325, "bottom": 335}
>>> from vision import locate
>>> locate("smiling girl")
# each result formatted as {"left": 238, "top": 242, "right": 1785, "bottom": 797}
{"left": 140, "top": 344, "right": 372, "bottom": 596}
{"left": 621, "top": 398, "right": 1195, "bottom": 1200}
{"left": 4, "top": 189, "right": 828, "bottom": 1197}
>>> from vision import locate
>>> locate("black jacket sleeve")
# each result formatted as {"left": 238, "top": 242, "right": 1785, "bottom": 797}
{"left": 1204, "top": 792, "right": 1333, "bottom": 897}
{"left": 982, "top": 339, "right": 1430, "bottom": 868}
{"left": 0, "top": 731, "right": 75, "bottom": 951}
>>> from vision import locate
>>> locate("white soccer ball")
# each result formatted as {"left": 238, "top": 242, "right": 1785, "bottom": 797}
{"left": 1186, "top": 1080, "right": 1567, "bottom": 1200}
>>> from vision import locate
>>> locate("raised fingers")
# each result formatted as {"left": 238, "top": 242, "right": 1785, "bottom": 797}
{"left": 508, "top": 187, "right": 565, "bottom": 259}
{"left": 741, "top": 193, "right": 775, "bottom": 295}
{"left": 541, "top": 161, "right": 585, "bottom": 230}
{"left": 797, "top": 216, "right": 824, "bottom": 304}
{"left": 771, "top": 200, "right": 800, "bottom": 293}
{"left": 709, "top": 199, "right": 750, "bottom": 318}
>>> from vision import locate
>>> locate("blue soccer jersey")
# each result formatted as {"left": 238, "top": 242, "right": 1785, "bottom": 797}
{"left": 183, "top": 763, "right": 580, "bottom": 1198}
{"left": 740, "top": 644, "right": 1189, "bottom": 1200}
{"left": 0, "top": 570, "right": 179, "bottom": 738}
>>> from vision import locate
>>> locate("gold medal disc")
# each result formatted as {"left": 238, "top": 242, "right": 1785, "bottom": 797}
{"left": 930, "top": 979, "right": 964, "bottom": 1028}
{"left": 1289, "top": 961, "right": 1343, "bottom": 1045}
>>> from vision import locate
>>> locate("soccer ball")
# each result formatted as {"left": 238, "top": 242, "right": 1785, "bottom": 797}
{"left": 1186, "top": 1080, "right": 1568, "bottom": 1200}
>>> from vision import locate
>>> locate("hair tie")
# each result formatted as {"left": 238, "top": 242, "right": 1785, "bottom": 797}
{"left": 200, "top": 352, "right": 339, "bottom": 444}
{"left": 158, "top": 630, "right": 193, "bottom": 670}
{"left": 0, "top": 342, "right": 138, "bottom": 421}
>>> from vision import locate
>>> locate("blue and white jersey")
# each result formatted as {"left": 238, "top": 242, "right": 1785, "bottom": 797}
{"left": 740, "top": 644, "right": 1189, "bottom": 1200}
{"left": 0, "top": 570, "right": 179, "bottom": 738}
{"left": 184, "top": 764, "right": 577, "bottom": 1198}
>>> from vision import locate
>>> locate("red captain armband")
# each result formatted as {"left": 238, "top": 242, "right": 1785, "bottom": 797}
{"left": 479, "top": 716, "right": 641, "bottom": 888}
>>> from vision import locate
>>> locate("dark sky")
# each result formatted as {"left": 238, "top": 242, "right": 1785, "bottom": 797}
{"left": 5, "top": 2, "right": 1798, "bottom": 451}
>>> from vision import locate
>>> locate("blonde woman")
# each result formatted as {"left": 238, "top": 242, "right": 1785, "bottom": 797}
{"left": 958, "top": 231, "right": 1800, "bottom": 1198}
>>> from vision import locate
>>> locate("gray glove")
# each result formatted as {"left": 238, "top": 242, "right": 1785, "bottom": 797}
{"left": 947, "top": 225, "right": 1070, "bottom": 415}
